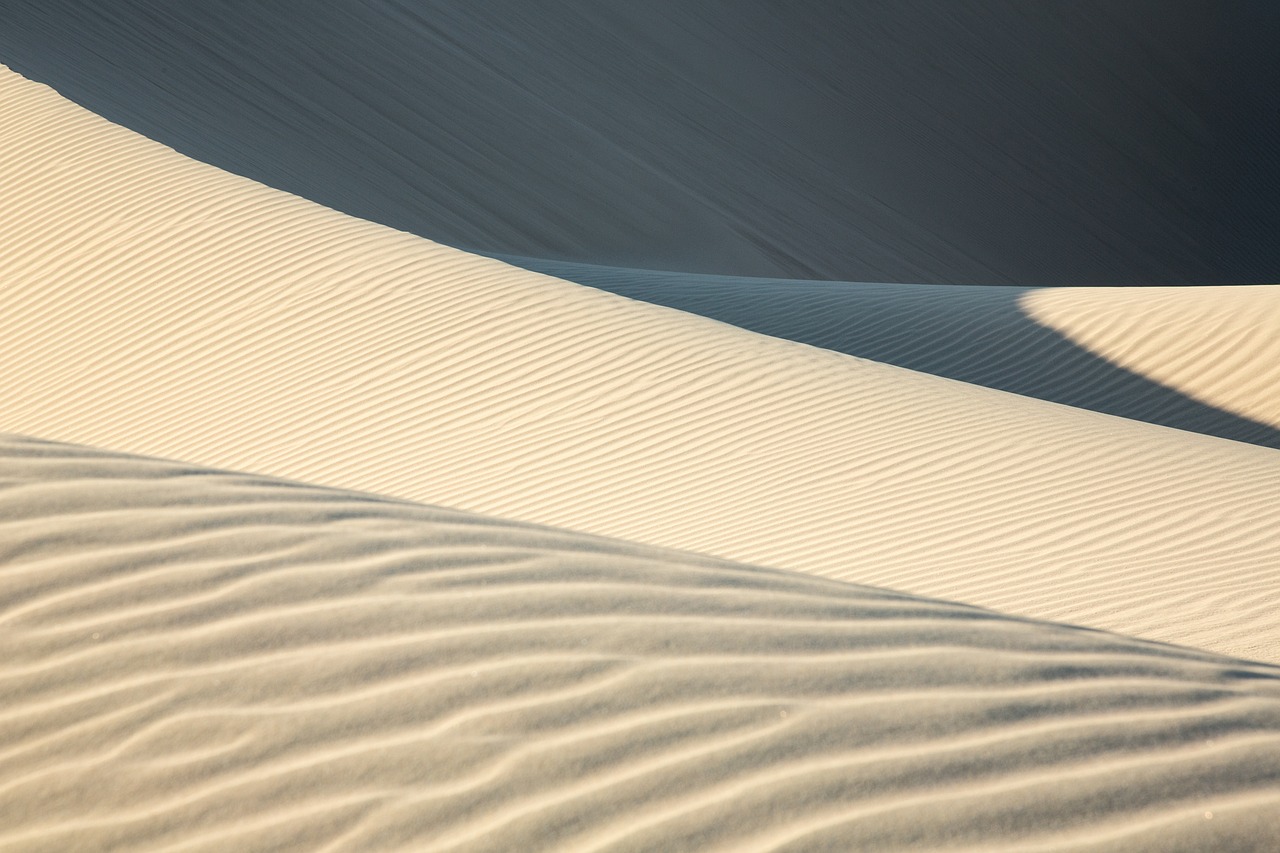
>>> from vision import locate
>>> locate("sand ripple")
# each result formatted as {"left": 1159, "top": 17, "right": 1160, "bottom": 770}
{"left": 3, "top": 435, "right": 1280, "bottom": 851}
{"left": 2, "top": 67, "right": 1279, "bottom": 663}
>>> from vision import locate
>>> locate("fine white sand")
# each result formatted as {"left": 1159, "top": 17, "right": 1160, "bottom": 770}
{"left": 2, "top": 66, "right": 1279, "bottom": 667}
{"left": 3, "top": 434, "right": 1280, "bottom": 851}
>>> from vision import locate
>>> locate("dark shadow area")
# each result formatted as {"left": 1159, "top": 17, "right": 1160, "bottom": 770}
{"left": 1, "top": 0, "right": 1277, "bottom": 285}
{"left": 508, "top": 257, "right": 1280, "bottom": 449}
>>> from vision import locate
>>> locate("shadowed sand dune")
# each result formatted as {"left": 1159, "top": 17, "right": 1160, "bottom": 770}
{"left": 3, "top": 434, "right": 1280, "bottom": 851}
{"left": 3, "top": 66, "right": 1280, "bottom": 663}
{"left": 2, "top": 0, "right": 1278, "bottom": 284}
{"left": 512, "top": 258, "right": 1280, "bottom": 448}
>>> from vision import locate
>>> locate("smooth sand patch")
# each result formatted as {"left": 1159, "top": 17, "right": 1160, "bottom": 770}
{"left": 2, "top": 66, "right": 1279, "bottom": 662}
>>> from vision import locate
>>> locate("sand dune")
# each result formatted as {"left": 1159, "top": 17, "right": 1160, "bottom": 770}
{"left": 3, "top": 433, "right": 1280, "bottom": 851}
{"left": 5, "top": 5, "right": 1280, "bottom": 848}
{"left": 516, "top": 258, "right": 1280, "bottom": 448}
{"left": 1023, "top": 285, "right": 1280, "bottom": 436}
{"left": 2, "top": 0, "right": 1277, "bottom": 284}
{"left": 3, "top": 66, "right": 1279, "bottom": 664}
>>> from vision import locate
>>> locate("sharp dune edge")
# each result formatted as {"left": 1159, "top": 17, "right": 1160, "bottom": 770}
{"left": 3, "top": 434, "right": 1280, "bottom": 851}
{"left": 516, "top": 259, "right": 1280, "bottom": 449}
{"left": 1020, "top": 286, "right": 1280, "bottom": 430}
{"left": 3, "top": 67, "right": 1280, "bottom": 666}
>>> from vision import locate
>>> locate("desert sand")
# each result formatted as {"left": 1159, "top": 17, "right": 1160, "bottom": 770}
{"left": 3, "top": 435, "right": 1280, "bottom": 850}
{"left": 2, "top": 5, "right": 1280, "bottom": 850}
{"left": 2, "top": 66, "right": 1279, "bottom": 663}
{"left": 515, "top": 259, "right": 1280, "bottom": 449}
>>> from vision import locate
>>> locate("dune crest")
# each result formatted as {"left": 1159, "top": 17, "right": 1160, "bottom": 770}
{"left": 514, "top": 258, "right": 1280, "bottom": 449}
{"left": 2, "top": 66, "right": 1279, "bottom": 662}
{"left": 3, "top": 434, "right": 1280, "bottom": 851}
{"left": 1020, "top": 285, "right": 1280, "bottom": 434}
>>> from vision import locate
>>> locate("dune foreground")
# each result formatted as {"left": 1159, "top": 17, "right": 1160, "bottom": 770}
{"left": 2, "top": 66, "right": 1280, "bottom": 665}
{"left": 3, "top": 434, "right": 1280, "bottom": 851}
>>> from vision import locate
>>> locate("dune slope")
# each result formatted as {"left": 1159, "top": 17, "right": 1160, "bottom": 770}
{"left": 2, "top": 0, "right": 1277, "bottom": 284}
{"left": 3, "top": 433, "right": 1280, "bottom": 851}
{"left": 516, "top": 259, "right": 1280, "bottom": 449}
{"left": 2, "top": 66, "right": 1280, "bottom": 662}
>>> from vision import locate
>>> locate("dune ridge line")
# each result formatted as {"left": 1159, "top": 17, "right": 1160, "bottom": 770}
{"left": 2, "top": 434, "right": 1280, "bottom": 851}
{"left": 2, "top": 66, "right": 1279, "bottom": 663}
{"left": 514, "top": 258, "right": 1280, "bottom": 449}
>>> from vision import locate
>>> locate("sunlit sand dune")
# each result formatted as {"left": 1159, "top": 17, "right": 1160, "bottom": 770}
{"left": 3, "top": 434, "right": 1280, "bottom": 851}
{"left": 4, "top": 3, "right": 1280, "bottom": 847}
{"left": 1022, "top": 285, "right": 1280, "bottom": 436}
{"left": 515, "top": 260, "right": 1280, "bottom": 449}
{"left": 2, "top": 67, "right": 1279, "bottom": 663}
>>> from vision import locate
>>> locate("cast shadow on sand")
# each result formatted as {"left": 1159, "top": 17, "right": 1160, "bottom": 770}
{"left": 2, "top": 1, "right": 1277, "bottom": 287}
{"left": 510, "top": 258, "right": 1280, "bottom": 451}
